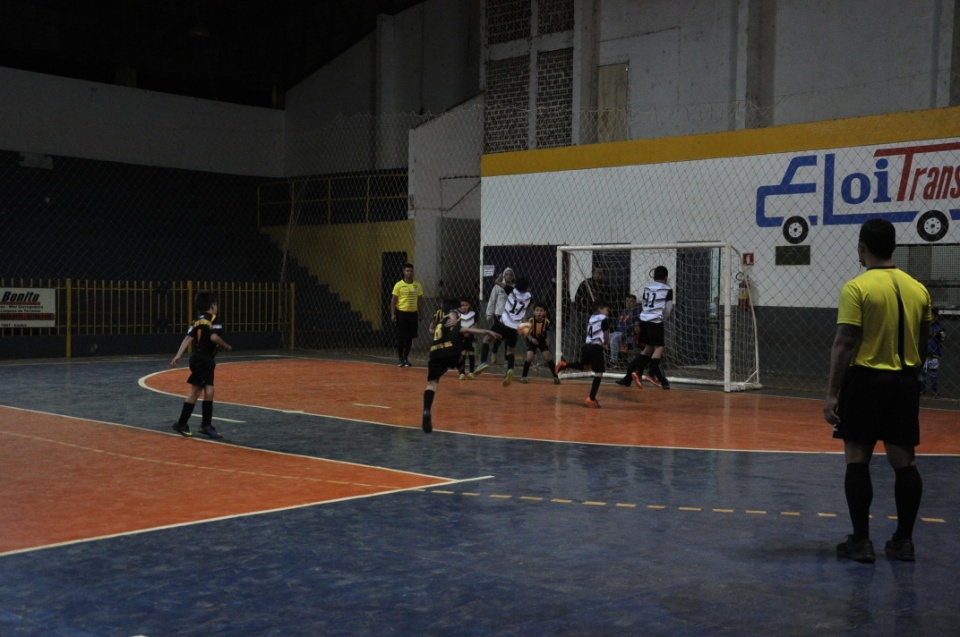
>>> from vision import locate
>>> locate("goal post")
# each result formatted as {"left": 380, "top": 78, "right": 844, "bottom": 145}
{"left": 555, "top": 242, "right": 761, "bottom": 392}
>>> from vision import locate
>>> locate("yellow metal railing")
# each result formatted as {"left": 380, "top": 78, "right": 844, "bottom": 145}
{"left": 0, "top": 278, "right": 295, "bottom": 356}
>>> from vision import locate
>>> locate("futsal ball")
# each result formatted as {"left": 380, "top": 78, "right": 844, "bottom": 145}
{"left": 517, "top": 321, "right": 532, "bottom": 337}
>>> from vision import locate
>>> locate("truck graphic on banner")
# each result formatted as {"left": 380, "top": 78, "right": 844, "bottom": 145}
{"left": 756, "top": 141, "right": 960, "bottom": 244}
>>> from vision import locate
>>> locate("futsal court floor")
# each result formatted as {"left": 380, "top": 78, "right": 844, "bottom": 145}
{"left": 1, "top": 353, "right": 958, "bottom": 636}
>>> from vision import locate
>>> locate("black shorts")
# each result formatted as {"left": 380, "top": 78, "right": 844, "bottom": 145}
{"left": 427, "top": 348, "right": 460, "bottom": 381}
{"left": 639, "top": 321, "right": 665, "bottom": 347}
{"left": 395, "top": 310, "right": 419, "bottom": 340}
{"left": 187, "top": 354, "right": 216, "bottom": 387}
{"left": 835, "top": 366, "right": 920, "bottom": 447}
{"left": 461, "top": 334, "right": 476, "bottom": 352}
{"left": 492, "top": 320, "right": 519, "bottom": 349}
{"left": 579, "top": 343, "right": 606, "bottom": 374}
{"left": 526, "top": 338, "right": 550, "bottom": 354}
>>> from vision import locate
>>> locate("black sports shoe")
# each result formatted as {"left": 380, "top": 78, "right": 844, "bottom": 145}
{"left": 837, "top": 535, "right": 876, "bottom": 563}
{"left": 422, "top": 410, "right": 432, "bottom": 434}
{"left": 199, "top": 425, "right": 223, "bottom": 439}
{"left": 172, "top": 422, "right": 192, "bottom": 437}
{"left": 614, "top": 378, "right": 631, "bottom": 386}
{"left": 660, "top": 379, "right": 671, "bottom": 390}
{"left": 885, "top": 537, "right": 915, "bottom": 561}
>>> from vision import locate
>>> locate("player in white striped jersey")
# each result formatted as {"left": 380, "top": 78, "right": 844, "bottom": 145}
{"left": 617, "top": 266, "right": 673, "bottom": 389}
{"left": 556, "top": 300, "right": 611, "bottom": 408}
{"left": 475, "top": 271, "right": 533, "bottom": 386}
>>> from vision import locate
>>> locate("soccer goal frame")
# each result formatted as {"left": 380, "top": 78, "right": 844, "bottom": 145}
{"left": 555, "top": 242, "right": 761, "bottom": 392}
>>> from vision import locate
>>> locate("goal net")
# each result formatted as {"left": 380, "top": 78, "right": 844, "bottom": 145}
{"left": 556, "top": 243, "right": 760, "bottom": 392}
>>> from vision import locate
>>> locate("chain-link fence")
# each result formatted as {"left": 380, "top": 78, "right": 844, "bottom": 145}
{"left": 1, "top": 104, "right": 957, "bottom": 399}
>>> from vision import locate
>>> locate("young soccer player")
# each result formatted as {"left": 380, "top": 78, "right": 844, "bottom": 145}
{"left": 475, "top": 271, "right": 532, "bottom": 387}
{"left": 422, "top": 299, "right": 501, "bottom": 433}
{"left": 170, "top": 291, "right": 233, "bottom": 439}
{"left": 556, "top": 300, "right": 611, "bottom": 408}
{"left": 617, "top": 266, "right": 673, "bottom": 389}
{"left": 457, "top": 296, "right": 478, "bottom": 380}
{"left": 520, "top": 301, "right": 561, "bottom": 385}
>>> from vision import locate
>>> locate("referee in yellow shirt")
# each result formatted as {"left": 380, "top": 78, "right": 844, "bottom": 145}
{"left": 824, "top": 219, "right": 932, "bottom": 563}
{"left": 391, "top": 263, "right": 424, "bottom": 367}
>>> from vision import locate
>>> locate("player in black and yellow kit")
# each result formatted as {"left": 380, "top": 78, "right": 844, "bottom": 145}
{"left": 170, "top": 291, "right": 233, "bottom": 439}
{"left": 421, "top": 298, "right": 500, "bottom": 433}
{"left": 520, "top": 301, "right": 561, "bottom": 385}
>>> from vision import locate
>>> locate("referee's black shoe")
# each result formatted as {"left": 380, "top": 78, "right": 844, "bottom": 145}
{"left": 422, "top": 410, "right": 433, "bottom": 434}
{"left": 837, "top": 535, "right": 876, "bottom": 563}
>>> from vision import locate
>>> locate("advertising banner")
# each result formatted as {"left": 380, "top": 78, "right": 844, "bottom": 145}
{"left": 0, "top": 287, "right": 57, "bottom": 328}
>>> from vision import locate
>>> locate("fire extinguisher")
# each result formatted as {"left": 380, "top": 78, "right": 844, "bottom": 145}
{"left": 738, "top": 275, "right": 751, "bottom": 309}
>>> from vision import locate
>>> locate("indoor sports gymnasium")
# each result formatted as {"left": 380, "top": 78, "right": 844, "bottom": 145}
{"left": 2, "top": 1, "right": 959, "bottom": 635}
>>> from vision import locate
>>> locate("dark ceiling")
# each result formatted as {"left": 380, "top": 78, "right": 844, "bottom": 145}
{"left": 0, "top": 0, "right": 426, "bottom": 108}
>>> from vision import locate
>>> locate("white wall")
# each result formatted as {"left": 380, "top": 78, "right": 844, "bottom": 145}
{"left": 0, "top": 67, "right": 284, "bottom": 177}
{"left": 592, "top": 0, "right": 953, "bottom": 136}
{"left": 772, "top": 0, "right": 951, "bottom": 124}
{"left": 284, "top": 0, "right": 482, "bottom": 176}
{"left": 408, "top": 96, "right": 484, "bottom": 291}
{"left": 481, "top": 110, "right": 960, "bottom": 309}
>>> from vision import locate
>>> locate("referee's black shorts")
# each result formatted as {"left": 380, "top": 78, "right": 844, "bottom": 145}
{"left": 395, "top": 310, "right": 419, "bottom": 340}
{"left": 835, "top": 366, "right": 920, "bottom": 447}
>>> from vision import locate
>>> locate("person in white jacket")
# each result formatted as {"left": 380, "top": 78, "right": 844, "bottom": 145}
{"left": 485, "top": 267, "right": 514, "bottom": 365}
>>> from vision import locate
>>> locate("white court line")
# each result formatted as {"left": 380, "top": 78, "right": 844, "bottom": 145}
{"left": 0, "top": 474, "right": 494, "bottom": 558}
{"left": 190, "top": 414, "right": 244, "bottom": 423}
{"left": 354, "top": 403, "right": 390, "bottom": 409}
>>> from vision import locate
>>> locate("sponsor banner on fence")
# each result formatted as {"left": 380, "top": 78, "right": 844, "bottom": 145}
{"left": 0, "top": 287, "right": 57, "bottom": 328}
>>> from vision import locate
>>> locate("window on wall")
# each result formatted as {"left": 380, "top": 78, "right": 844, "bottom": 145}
{"left": 598, "top": 64, "right": 629, "bottom": 143}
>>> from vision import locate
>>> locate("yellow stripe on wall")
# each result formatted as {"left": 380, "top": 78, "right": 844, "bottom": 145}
{"left": 481, "top": 106, "right": 960, "bottom": 177}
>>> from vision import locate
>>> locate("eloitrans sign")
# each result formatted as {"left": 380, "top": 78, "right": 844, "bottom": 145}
{"left": 0, "top": 287, "right": 57, "bottom": 328}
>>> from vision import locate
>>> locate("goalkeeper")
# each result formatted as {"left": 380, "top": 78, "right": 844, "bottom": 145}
{"left": 519, "top": 301, "right": 562, "bottom": 385}
{"left": 616, "top": 266, "right": 673, "bottom": 390}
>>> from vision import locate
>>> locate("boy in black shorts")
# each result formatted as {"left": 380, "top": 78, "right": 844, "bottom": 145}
{"left": 520, "top": 301, "right": 561, "bottom": 385}
{"left": 556, "top": 300, "right": 610, "bottom": 408}
{"left": 422, "top": 298, "right": 500, "bottom": 433}
{"left": 170, "top": 291, "right": 233, "bottom": 439}
{"left": 457, "top": 296, "right": 478, "bottom": 380}
{"left": 617, "top": 266, "right": 673, "bottom": 389}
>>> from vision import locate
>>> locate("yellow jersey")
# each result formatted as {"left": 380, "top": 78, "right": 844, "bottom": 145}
{"left": 837, "top": 266, "right": 932, "bottom": 370}
{"left": 392, "top": 279, "right": 423, "bottom": 312}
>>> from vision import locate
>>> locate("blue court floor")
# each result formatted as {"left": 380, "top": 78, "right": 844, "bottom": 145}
{"left": 0, "top": 355, "right": 958, "bottom": 636}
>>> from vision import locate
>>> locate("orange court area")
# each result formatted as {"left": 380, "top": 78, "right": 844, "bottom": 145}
{"left": 144, "top": 358, "right": 960, "bottom": 454}
{"left": 0, "top": 405, "right": 450, "bottom": 554}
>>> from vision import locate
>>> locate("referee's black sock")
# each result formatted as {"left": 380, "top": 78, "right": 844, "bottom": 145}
{"left": 505, "top": 353, "right": 515, "bottom": 370}
{"left": 893, "top": 465, "right": 923, "bottom": 541}
{"left": 481, "top": 343, "right": 490, "bottom": 363}
{"left": 522, "top": 360, "right": 531, "bottom": 377}
{"left": 844, "top": 462, "right": 873, "bottom": 540}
